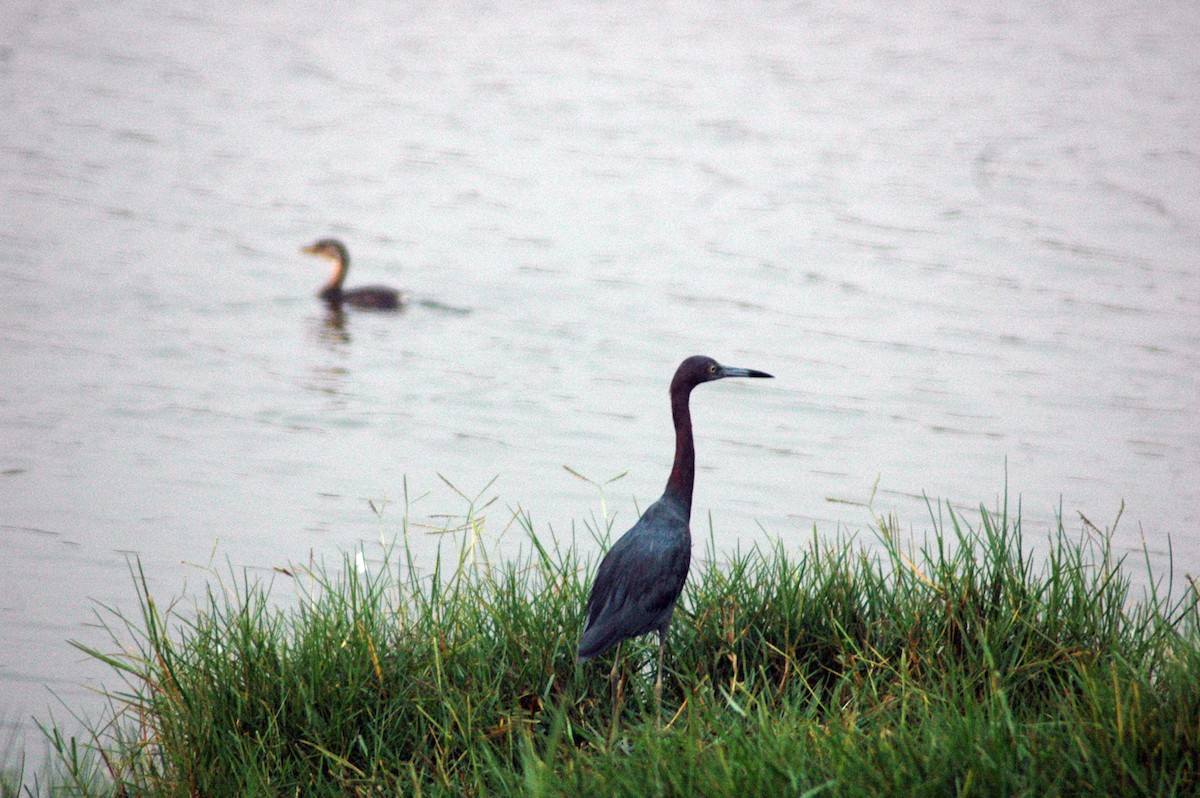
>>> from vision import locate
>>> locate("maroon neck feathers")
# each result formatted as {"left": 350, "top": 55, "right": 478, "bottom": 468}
{"left": 663, "top": 381, "right": 696, "bottom": 513}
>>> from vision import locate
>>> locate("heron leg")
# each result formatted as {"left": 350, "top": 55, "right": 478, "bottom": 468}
{"left": 607, "top": 642, "right": 623, "bottom": 743}
{"left": 654, "top": 634, "right": 665, "bottom": 725}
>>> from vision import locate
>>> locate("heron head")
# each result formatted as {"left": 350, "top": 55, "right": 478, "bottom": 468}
{"left": 672, "top": 355, "right": 773, "bottom": 394}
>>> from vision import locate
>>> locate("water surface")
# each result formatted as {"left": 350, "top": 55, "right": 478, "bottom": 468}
{"left": 2, "top": 0, "right": 1198, "bottom": 763}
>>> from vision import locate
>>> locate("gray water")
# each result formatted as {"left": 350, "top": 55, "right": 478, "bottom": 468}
{"left": 2, "top": 0, "right": 1198, "bottom": 766}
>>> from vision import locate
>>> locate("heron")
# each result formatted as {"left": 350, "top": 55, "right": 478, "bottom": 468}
{"left": 577, "top": 355, "right": 773, "bottom": 711}
{"left": 301, "top": 238, "right": 405, "bottom": 310}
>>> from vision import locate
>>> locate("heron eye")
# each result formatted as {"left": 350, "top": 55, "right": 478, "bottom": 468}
{"left": 708, "top": 364, "right": 717, "bottom": 374}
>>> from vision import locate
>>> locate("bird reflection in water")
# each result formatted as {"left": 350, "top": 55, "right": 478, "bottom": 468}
{"left": 299, "top": 307, "right": 354, "bottom": 403}
{"left": 319, "top": 304, "right": 351, "bottom": 344}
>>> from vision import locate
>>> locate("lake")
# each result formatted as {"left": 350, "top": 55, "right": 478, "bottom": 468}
{"left": 2, "top": 0, "right": 1198, "bottom": 766}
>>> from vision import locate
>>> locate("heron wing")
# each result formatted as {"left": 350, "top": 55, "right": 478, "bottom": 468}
{"left": 579, "top": 502, "right": 691, "bottom": 659}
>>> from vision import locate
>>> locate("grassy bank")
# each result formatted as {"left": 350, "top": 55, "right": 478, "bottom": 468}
{"left": 10, "top": 493, "right": 1200, "bottom": 796}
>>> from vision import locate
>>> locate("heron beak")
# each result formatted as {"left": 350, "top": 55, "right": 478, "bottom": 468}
{"left": 720, "top": 366, "right": 774, "bottom": 379}
{"left": 301, "top": 244, "right": 318, "bottom": 255}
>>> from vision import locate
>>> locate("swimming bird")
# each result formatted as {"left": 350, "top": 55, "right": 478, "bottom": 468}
{"left": 578, "top": 355, "right": 773, "bottom": 706}
{"left": 301, "top": 238, "right": 404, "bottom": 310}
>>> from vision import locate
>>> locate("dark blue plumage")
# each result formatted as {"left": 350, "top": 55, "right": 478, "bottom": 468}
{"left": 577, "top": 355, "right": 772, "bottom": 699}
{"left": 578, "top": 492, "right": 691, "bottom": 660}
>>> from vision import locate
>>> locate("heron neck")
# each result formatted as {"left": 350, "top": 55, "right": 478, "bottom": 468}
{"left": 664, "top": 385, "right": 695, "bottom": 514}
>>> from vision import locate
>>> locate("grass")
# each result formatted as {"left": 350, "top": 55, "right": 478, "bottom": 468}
{"left": 8, "top": 485, "right": 1200, "bottom": 796}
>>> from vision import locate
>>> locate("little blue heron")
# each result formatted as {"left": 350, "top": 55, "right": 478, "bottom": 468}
{"left": 577, "top": 355, "right": 773, "bottom": 707}
{"left": 302, "top": 238, "right": 405, "bottom": 310}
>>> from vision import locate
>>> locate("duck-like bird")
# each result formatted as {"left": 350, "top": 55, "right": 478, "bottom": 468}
{"left": 302, "top": 238, "right": 404, "bottom": 310}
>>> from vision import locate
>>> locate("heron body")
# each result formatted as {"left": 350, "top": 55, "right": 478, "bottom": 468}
{"left": 577, "top": 355, "right": 773, "bottom": 692}
{"left": 302, "top": 238, "right": 404, "bottom": 310}
{"left": 577, "top": 492, "right": 690, "bottom": 660}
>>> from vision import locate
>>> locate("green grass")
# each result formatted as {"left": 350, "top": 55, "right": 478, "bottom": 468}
{"left": 14, "top": 487, "right": 1200, "bottom": 796}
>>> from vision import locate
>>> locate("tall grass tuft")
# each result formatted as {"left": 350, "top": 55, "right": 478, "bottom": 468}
{"left": 33, "top": 490, "right": 1200, "bottom": 796}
